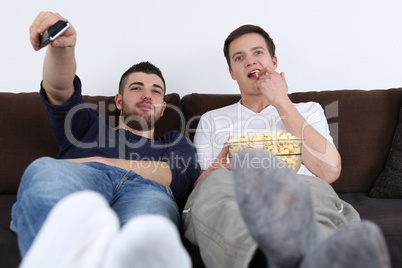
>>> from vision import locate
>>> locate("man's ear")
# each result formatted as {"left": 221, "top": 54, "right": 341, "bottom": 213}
{"left": 161, "top": 102, "right": 166, "bottom": 117}
{"left": 229, "top": 68, "right": 236, "bottom": 80}
{"left": 272, "top": 56, "right": 278, "bottom": 69}
{"left": 115, "top": 94, "right": 123, "bottom": 111}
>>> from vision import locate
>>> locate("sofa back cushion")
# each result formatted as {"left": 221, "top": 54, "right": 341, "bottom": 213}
{"left": 184, "top": 88, "right": 402, "bottom": 193}
{"left": 0, "top": 93, "right": 58, "bottom": 194}
{"left": 0, "top": 92, "right": 182, "bottom": 194}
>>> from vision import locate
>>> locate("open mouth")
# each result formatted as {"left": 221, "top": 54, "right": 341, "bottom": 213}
{"left": 248, "top": 70, "right": 260, "bottom": 79}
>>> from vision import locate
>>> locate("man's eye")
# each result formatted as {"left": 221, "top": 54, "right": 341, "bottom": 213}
{"left": 235, "top": 56, "right": 242, "bottom": 61}
{"left": 131, "top": 87, "right": 140, "bottom": 90}
{"left": 153, "top": 90, "right": 162, "bottom": 94}
{"left": 255, "top": 51, "right": 262, "bottom": 55}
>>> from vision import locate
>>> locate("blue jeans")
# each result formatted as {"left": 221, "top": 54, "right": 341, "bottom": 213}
{"left": 11, "top": 157, "right": 180, "bottom": 257}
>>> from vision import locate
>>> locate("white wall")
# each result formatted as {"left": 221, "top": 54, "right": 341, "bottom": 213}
{"left": 1, "top": 0, "right": 402, "bottom": 97}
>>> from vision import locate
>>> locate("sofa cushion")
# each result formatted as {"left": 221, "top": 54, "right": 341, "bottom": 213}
{"left": 183, "top": 93, "right": 241, "bottom": 141}
{"left": 289, "top": 89, "right": 402, "bottom": 193}
{"left": 369, "top": 105, "right": 402, "bottom": 198}
{"left": 0, "top": 92, "right": 182, "bottom": 195}
{"left": 0, "top": 195, "right": 20, "bottom": 267}
{"left": 339, "top": 192, "right": 402, "bottom": 266}
{"left": 0, "top": 93, "right": 58, "bottom": 195}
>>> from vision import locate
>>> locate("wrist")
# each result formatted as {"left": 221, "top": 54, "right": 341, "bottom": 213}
{"left": 272, "top": 94, "right": 292, "bottom": 111}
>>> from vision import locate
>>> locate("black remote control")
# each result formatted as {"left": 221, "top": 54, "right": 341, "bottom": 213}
{"left": 39, "top": 20, "right": 70, "bottom": 49}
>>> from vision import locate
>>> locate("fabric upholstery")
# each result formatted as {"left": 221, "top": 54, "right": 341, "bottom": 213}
{"left": 369, "top": 105, "right": 402, "bottom": 198}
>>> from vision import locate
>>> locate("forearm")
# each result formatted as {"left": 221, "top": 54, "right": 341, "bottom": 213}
{"left": 29, "top": 12, "right": 78, "bottom": 105}
{"left": 65, "top": 157, "right": 172, "bottom": 186}
{"left": 128, "top": 160, "right": 172, "bottom": 186}
{"left": 42, "top": 46, "right": 76, "bottom": 105}
{"left": 277, "top": 99, "right": 341, "bottom": 183}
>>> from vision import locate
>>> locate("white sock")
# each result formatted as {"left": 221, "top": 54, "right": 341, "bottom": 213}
{"left": 102, "top": 214, "right": 192, "bottom": 268}
{"left": 20, "top": 191, "right": 119, "bottom": 268}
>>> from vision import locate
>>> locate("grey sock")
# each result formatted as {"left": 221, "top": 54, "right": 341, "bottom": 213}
{"left": 232, "top": 149, "right": 321, "bottom": 268}
{"left": 301, "top": 221, "right": 391, "bottom": 268}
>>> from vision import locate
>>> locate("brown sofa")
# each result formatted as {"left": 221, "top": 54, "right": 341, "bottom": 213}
{"left": 1, "top": 88, "right": 401, "bottom": 267}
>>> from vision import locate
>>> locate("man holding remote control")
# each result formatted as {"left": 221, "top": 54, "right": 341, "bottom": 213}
{"left": 11, "top": 11, "right": 198, "bottom": 267}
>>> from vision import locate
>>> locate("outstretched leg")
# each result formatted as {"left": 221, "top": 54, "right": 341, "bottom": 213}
{"left": 20, "top": 190, "right": 191, "bottom": 268}
{"left": 20, "top": 191, "right": 119, "bottom": 268}
{"left": 11, "top": 158, "right": 114, "bottom": 256}
{"left": 102, "top": 214, "right": 191, "bottom": 268}
{"left": 232, "top": 149, "right": 323, "bottom": 268}
{"left": 301, "top": 221, "right": 390, "bottom": 268}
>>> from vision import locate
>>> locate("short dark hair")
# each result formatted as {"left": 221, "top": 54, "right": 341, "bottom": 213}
{"left": 118, "top": 61, "right": 166, "bottom": 96}
{"left": 223, "top": 24, "right": 276, "bottom": 68}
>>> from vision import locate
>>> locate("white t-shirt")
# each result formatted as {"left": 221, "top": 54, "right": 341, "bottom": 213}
{"left": 193, "top": 101, "right": 335, "bottom": 177}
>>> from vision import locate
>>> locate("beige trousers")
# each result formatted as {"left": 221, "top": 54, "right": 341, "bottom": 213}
{"left": 182, "top": 168, "right": 360, "bottom": 268}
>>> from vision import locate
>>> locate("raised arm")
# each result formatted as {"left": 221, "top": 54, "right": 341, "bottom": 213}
{"left": 255, "top": 66, "right": 341, "bottom": 184}
{"left": 30, "top": 12, "right": 77, "bottom": 105}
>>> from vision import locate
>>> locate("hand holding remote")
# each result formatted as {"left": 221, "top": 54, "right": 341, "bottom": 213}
{"left": 29, "top": 12, "right": 76, "bottom": 51}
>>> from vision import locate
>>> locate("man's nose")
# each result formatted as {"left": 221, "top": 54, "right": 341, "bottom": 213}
{"left": 142, "top": 90, "right": 152, "bottom": 100}
{"left": 246, "top": 57, "right": 257, "bottom": 67}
